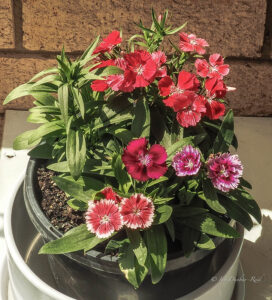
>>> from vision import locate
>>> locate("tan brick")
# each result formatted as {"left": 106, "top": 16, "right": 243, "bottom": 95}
{"left": 0, "top": 0, "right": 14, "bottom": 48}
{"left": 0, "top": 113, "right": 4, "bottom": 147}
{"left": 225, "top": 60, "right": 272, "bottom": 116}
{"left": 0, "top": 57, "right": 56, "bottom": 112}
{"left": 22, "top": 0, "right": 266, "bottom": 57}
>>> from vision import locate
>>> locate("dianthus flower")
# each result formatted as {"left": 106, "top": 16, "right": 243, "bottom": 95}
{"left": 206, "top": 153, "right": 243, "bottom": 192}
{"left": 179, "top": 32, "right": 209, "bottom": 55}
{"left": 120, "top": 194, "right": 154, "bottom": 229}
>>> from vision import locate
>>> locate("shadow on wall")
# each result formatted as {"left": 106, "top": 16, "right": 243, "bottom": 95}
{"left": 241, "top": 214, "right": 272, "bottom": 300}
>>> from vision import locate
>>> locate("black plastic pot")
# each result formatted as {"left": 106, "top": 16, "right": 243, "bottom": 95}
{"left": 24, "top": 158, "right": 235, "bottom": 300}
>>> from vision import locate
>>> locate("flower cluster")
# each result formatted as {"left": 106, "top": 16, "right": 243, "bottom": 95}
{"left": 86, "top": 191, "right": 154, "bottom": 238}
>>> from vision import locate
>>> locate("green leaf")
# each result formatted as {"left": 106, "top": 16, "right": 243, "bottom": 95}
{"left": 58, "top": 84, "right": 69, "bottom": 125}
{"left": 179, "top": 213, "right": 240, "bottom": 238}
{"left": 52, "top": 176, "right": 93, "bottom": 202}
{"left": 105, "top": 239, "right": 128, "bottom": 254}
{"left": 67, "top": 199, "right": 88, "bottom": 211}
{"left": 166, "top": 133, "right": 206, "bottom": 161}
{"left": 218, "top": 195, "right": 253, "bottom": 230}
{"left": 109, "top": 128, "right": 133, "bottom": 145}
{"left": 29, "top": 106, "right": 60, "bottom": 114}
{"left": 180, "top": 227, "right": 200, "bottom": 256}
{"left": 154, "top": 205, "right": 173, "bottom": 224}
{"left": 4, "top": 83, "right": 33, "bottom": 104}
{"left": 13, "top": 130, "right": 41, "bottom": 150}
{"left": 165, "top": 219, "right": 175, "bottom": 242}
{"left": 32, "top": 93, "right": 56, "bottom": 106}
{"left": 39, "top": 224, "right": 103, "bottom": 254}
{"left": 28, "top": 142, "right": 53, "bottom": 159}
{"left": 228, "top": 189, "right": 261, "bottom": 223}
{"left": 71, "top": 87, "right": 85, "bottom": 118}
{"left": 197, "top": 233, "right": 215, "bottom": 250}
{"left": 27, "top": 113, "right": 48, "bottom": 124}
{"left": 173, "top": 206, "right": 208, "bottom": 218}
{"left": 127, "top": 230, "right": 148, "bottom": 267}
{"left": 66, "top": 129, "right": 86, "bottom": 180}
{"left": 166, "top": 22, "right": 187, "bottom": 35}
{"left": 118, "top": 242, "right": 139, "bottom": 288}
{"left": 32, "top": 74, "right": 60, "bottom": 88}
{"left": 145, "top": 225, "right": 167, "bottom": 284}
{"left": 201, "top": 177, "right": 226, "bottom": 214}
{"left": 131, "top": 98, "right": 150, "bottom": 138}
{"left": 213, "top": 110, "right": 234, "bottom": 153}
{"left": 240, "top": 177, "right": 252, "bottom": 189}
{"left": 28, "top": 120, "right": 64, "bottom": 144}
{"left": 79, "top": 35, "right": 100, "bottom": 64}
{"left": 112, "top": 155, "right": 131, "bottom": 193}
{"left": 29, "top": 67, "right": 58, "bottom": 82}
{"left": 94, "top": 65, "right": 123, "bottom": 77}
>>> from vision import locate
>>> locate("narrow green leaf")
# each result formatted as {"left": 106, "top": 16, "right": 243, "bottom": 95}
{"left": 173, "top": 206, "right": 208, "bottom": 218}
{"left": 28, "top": 142, "right": 53, "bottom": 159}
{"left": 71, "top": 87, "right": 85, "bottom": 118}
{"left": 145, "top": 225, "right": 167, "bottom": 284}
{"left": 66, "top": 129, "right": 86, "bottom": 180}
{"left": 213, "top": 109, "right": 234, "bottom": 153}
{"left": 32, "top": 74, "right": 60, "bottom": 88}
{"left": 196, "top": 233, "right": 215, "bottom": 250}
{"left": 52, "top": 176, "right": 93, "bottom": 202}
{"left": 29, "top": 106, "right": 60, "bottom": 114}
{"left": 201, "top": 177, "right": 226, "bottom": 214}
{"left": 39, "top": 224, "right": 102, "bottom": 254}
{"left": 13, "top": 130, "right": 41, "bottom": 150}
{"left": 179, "top": 213, "right": 240, "bottom": 238}
{"left": 154, "top": 205, "right": 173, "bottom": 224}
{"left": 58, "top": 84, "right": 69, "bottom": 125}
{"left": 240, "top": 177, "right": 252, "bottom": 189}
{"left": 4, "top": 83, "right": 33, "bottom": 104}
{"left": 28, "top": 120, "right": 64, "bottom": 144}
{"left": 29, "top": 67, "right": 58, "bottom": 82}
{"left": 67, "top": 199, "right": 88, "bottom": 211}
{"left": 131, "top": 98, "right": 150, "bottom": 138}
{"left": 165, "top": 219, "right": 175, "bottom": 242}
{"left": 127, "top": 230, "right": 148, "bottom": 267}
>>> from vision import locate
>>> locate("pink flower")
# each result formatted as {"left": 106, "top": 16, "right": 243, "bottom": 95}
{"left": 179, "top": 32, "right": 209, "bottom": 55}
{"left": 195, "top": 54, "right": 229, "bottom": 79}
{"left": 100, "top": 187, "right": 122, "bottom": 204}
{"left": 206, "top": 153, "right": 243, "bottom": 192}
{"left": 86, "top": 199, "right": 123, "bottom": 238}
{"left": 158, "top": 71, "right": 199, "bottom": 97}
{"left": 93, "top": 30, "right": 122, "bottom": 54}
{"left": 163, "top": 91, "right": 206, "bottom": 128}
{"left": 124, "top": 50, "right": 157, "bottom": 88}
{"left": 120, "top": 194, "right": 154, "bottom": 229}
{"left": 151, "top": 51, "right": 167, "bottom": 78}
{"left": 172, "top": 145, "right": 202, "bottom": 176}
{"left": 122, "top": 138, "right": 167, "bottom": 182}
{"left": 202, "top": 78, "right": 226, "bottom": 120}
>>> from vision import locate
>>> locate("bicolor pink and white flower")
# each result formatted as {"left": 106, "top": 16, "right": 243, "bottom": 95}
{"left": 195, "top": 54, "right": 229, "bottom": 79}
{"left": 86, "top": 199, "right": 123, "bottom": 238}
{"left": 172, "top": 145, "right": 202, "bottom": 176}
{"left": 120, "top": 194, "right": 154, "bottom": 229}
{"left": 206, "top": 153, "right": 243, "bottom": 192}
{"left": 179, "top": 32, "right": 209, "bottom": 55}
{"left": 122, "top": 138, "right": 167, "bottom": 182}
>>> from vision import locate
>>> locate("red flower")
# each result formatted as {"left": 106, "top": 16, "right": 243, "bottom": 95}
{"left": 120, "top": 194, "right": 154, "bottom": 229}
{"left": 86, "top": 199, "right": 123, "bottom": 238}
{"left": 179, "top": 32, "right": 209, "bottom": 55}
{"left": 195, "top": 54, "right": 229, "bottom": 79}
{"left": 122, "top": 138, "right": 167, "bottom": 182}
{"left": 158, "top": 71, "right": 199, "bottom": 97}
{"left": 163, "top": 92, "right": 206, "bottom": 128}
{"left": 93, "top": 30, "right": 122, "bottom": 54}
{"left": 151, "top": 51, "right": 167, "bottom": 78}
{"left": 202, "top": 78, "right": 226, "bottom": 120}
{"left": 100, "top": 187, "right": 122, "bottom": 204}
{"left": 124, "top": 50, "right": 157, "bottom": 88}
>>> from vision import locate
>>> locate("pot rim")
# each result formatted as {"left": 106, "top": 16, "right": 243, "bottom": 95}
{"left": 4, "top": 171, "right": 74, "bottom": 300}
{"left": 24, "top": 158, "right": 234, "bottom": 274}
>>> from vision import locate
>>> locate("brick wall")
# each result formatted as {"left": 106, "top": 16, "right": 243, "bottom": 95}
{"left": 0, "top": 0, "right": 271, "bottom": 118}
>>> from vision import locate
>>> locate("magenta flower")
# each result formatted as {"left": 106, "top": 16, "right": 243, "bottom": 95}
{"left": 206, "top": 153, "right": 243, "bottom": 192}
{"left": 120, "top": 194, "right": 154, "bottom": 229}
{"left": 122, "top": 138, "right": 167, "bottom": 182}
{"left": 100, "top": 187, "right": 122, "bottom": 204}
{"left": 172, "top": 145, "right": 202, "bottom": 176}
{"left": 85, "top": 199, "right": 123, "bottom": 238}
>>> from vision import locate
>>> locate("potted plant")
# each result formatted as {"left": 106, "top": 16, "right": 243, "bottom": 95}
{"left": 4, "top": 10, "right": 260, "bottom": 300}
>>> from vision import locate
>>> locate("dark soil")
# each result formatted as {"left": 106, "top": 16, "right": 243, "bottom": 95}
{"left": 37, "top": 167, "right": 85, "bottom": 233}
